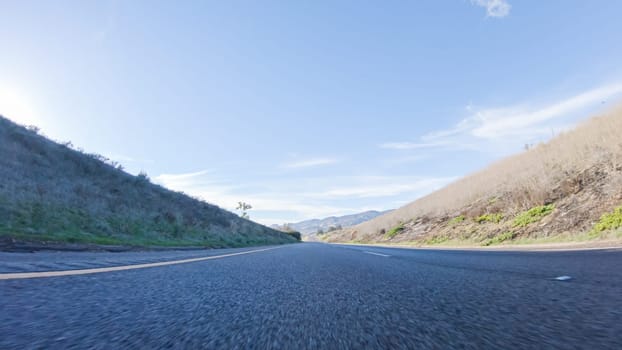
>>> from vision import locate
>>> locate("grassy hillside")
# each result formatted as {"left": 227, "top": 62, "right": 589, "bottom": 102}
{"left": 0, "top": 116, "right": 297, "bottom": 248}
{"left": 324, "top": 106, "right": 622, "bottom": 246}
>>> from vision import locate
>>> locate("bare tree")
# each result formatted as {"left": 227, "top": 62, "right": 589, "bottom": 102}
{"left": 236, "top": 202, "right": 252, "bottom": 219}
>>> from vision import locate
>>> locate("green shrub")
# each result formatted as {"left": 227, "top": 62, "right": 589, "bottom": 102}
{"left": 475, "top": 213, "right": 504, "bottom": 224}
{"left": 137, "top": 171, "right": 150, "bottom": 182}
{"left": 513, "top": 205, "right": 555, "bottom": 227}
{"left": 425, "top": 235, "right": 448, "bottom": 245}
{"left": 284, "top": 231, "right": 302, "bottom": 241}
{"left": 448, "top": 215, "right": 465, "bottom": 226}
{"left": 385, "top": 222, "right": 405, "bottom": 238}
{"left": 590, "top": 206, "right": 622, "bottom": 237}
{"left": 481, "top": 231, "right": 515, "bottom": 246}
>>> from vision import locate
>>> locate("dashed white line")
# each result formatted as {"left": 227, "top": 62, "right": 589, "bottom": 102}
{"left": 554, "top": 275, "right": 572, "bottom": 281}
{"left": 0, "top": 246, "right": 283, "bottom": 280}
{"left": 363, "top": 251, "right": 391, "bottom": 257}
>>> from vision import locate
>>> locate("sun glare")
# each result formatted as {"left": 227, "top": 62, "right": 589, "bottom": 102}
{"left": 0, "top": 85, "right": 39, "bottom": 127}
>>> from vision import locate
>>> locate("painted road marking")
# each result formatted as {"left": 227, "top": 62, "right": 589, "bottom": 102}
{"left": 363, "top": 251, "right": 391, "bottom": 257}
{"left": 554, "top": 275, "right": 572, "bottom": 281}
{"left": 0, "top": 246, "right": 283, "bottom": 280}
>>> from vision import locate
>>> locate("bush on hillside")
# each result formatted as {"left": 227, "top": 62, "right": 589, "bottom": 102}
{"left": 481, "top": 231, "right": 515, "bottom": 246}
{"left": 476, "top": 213, "right": 504, "bottom": 224}
{"left": 284, "top": 231, "right": 302, "bottom": 241}
{"left": 512, "top": 205, "right": 554, "bottom": 227}
{"left": 385, "top": 222, "right": 405, "bottom": 238}
{"left": 448, "top": 215, "right": 465, "bottom": 225}
{"left": 590, "top": 206, "right": 622, "bottom": 236}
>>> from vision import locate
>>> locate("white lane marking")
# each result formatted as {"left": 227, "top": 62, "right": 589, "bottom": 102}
{"left": 0, "top": 246, "right": 283, "bottom": 280}
{"left": 554, "top": 275, "right": 572, "bottom": 281}
{"left": 363, "top": 251, "right": 391, "bottom": 257}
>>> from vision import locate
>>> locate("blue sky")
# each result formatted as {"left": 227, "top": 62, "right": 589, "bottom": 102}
{"left": 2, "top": 0, "right": 622, "bottom": 224}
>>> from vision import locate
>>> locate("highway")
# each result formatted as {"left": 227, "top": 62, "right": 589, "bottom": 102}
{"left": 1, "top": 243, "right": 621, "bottom": 349}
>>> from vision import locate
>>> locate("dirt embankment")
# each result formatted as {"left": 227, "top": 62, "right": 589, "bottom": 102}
{"left": 323, "top": 106, "right": 622, "bottom": 246}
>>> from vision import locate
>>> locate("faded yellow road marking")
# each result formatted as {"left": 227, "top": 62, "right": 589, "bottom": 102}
{"left": 0, "top": 246, "right": 283, "bottom": 280}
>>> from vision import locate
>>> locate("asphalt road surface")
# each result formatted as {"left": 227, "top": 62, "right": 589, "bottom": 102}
{"left": 1, "top": 243, "right": 621, "bottom": 349}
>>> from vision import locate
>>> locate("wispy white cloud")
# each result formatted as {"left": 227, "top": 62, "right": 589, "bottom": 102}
{"left": 382, "top": 82, "right": 622, "bottom": 154}
{"left": 471, "top": 0, "right": 511, "bottom": 18}
{"left": 155, "top": 170, "right": 351, "bottom": 220}
{"left": 153, "top": 170, "right": 453, "bottom": 225}
{"left": 282, "top": 157, "right": 339, "bottom": 169}
{"left": 469, "top": 83, "right": 622, "bottom": 138}
{"left": 154, "top": 170, "right": 240, "bottom": 201}
{"left": 156, "top": 169, "right": 210, "bottom": 182}
{"left": 310, "top": 177, "right": 456, "bottom": 198}
{"left": 384, "top": 154, "right": 431, "bottom": 165}
{"left": 379, "top": 141, "right": 447, "bottom": 150}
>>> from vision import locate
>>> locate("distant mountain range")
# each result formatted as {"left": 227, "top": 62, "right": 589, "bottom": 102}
{"left": 273, "top": 210, "right": 392, "bottom": 237}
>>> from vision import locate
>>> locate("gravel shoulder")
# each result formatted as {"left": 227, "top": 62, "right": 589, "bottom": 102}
{"left": 330, "top": 238, "right": 622, "bottom": 251}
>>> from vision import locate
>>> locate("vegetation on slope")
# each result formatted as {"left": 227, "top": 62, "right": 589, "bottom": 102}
{"left": 476, "top": 213, "right": 504, "bottom": 224}
{"left": 590, "top": 206, "right": 622, "bottom": 237}
{"left": 271, "top": 223, "right": 302, "bottom": 241}
{"left": 512, "top": 205, "right": 555, "bottom": 228}
{"left": 0, "top": 116, "right": 296, "bottom": 248}
{"left": 384, "top": 222, "right": 405, "bottom": 238}
{"left": 323, "top": 105, "right": 622, "bottom": 246}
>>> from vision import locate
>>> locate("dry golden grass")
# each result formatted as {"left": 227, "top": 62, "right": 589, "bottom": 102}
{"left": 342, "top": 104, "right": 622, "bottom": 239}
